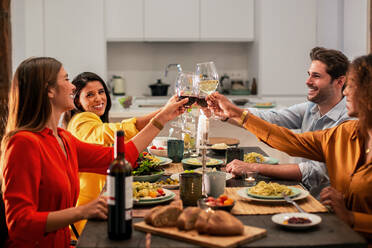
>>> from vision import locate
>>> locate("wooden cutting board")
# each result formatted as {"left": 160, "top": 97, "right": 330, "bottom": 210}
{"left": 208, "top": 137, "right": 240, "bottom": 146}
{"left": 134, "top": 221, "right": 266, "bottom": 248}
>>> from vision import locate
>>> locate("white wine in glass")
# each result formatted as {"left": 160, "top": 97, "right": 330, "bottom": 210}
{"left": 195, "top": 61, "right": 219, "bottom": 111}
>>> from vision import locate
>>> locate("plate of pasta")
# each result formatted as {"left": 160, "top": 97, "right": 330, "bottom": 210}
{"left": 237, "top": 182, "right": 309, "bottom": 203}
{"left": 244, "top": 152, "right": 279, "bottom": 165}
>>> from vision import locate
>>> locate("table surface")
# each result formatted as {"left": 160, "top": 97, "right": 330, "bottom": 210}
{"left": 77, "top": 147, "right": 367, "bottom": 248}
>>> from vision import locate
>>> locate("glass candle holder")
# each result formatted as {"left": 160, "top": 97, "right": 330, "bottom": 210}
{"left": 243, "top": 171, "right": 258, "bottom": 187}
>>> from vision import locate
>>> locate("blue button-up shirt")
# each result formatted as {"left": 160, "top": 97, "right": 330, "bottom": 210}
{"left": 248, "top": 97, "right": 352, "bottom": 197}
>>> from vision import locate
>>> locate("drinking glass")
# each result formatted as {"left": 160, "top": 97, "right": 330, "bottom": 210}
{"left": 195, "top": 61, "right": 220, "bottom": 117}
{"left": 175, "top": 71, "right": 199, "bottom": 108}
{"left": 181, "top": 110, "right": 197, "bottom": 157}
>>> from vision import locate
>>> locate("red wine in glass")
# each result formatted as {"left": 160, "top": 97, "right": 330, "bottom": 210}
{"left": 197, "top": 96, "right": 208, "bottom": 107}
{"left": 179, "top": 95, "right": 198, "bottom": 107}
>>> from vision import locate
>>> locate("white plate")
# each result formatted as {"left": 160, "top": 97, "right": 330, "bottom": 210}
{"left": 161, "top": 184, "right": 179, "bottom": 189}
{"left": 170, "top": 170, "right": 233, "bottom": 181}
{"left": 237, "top": 187, "right": 309, "bottom": 203}
{"left": 271, "top": 213, "right": 322, "bottom": 229}
{"left": 157, "top": 156, "right": 172, "bottom": 166}
{"left": 134, "top": 188, "right": 175, "bottom": 205}
{"left": 263, "top": 156, "right": 279, "bottom": 165}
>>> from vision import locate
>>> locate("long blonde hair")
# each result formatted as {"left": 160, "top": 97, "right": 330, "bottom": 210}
{"left": 1, "top": 57, "right": 62, "bottom": 167}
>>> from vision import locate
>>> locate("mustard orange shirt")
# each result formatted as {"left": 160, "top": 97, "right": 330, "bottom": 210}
{"left": 244, "top": 114, "right": 372, "bottom": 240}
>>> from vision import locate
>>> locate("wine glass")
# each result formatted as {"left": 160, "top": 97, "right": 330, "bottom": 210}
{"left": 175, "top": 71, "right": 199, "bottom": 108}
{"left": 195, "top": 61, "right": 219, "bottom": 117}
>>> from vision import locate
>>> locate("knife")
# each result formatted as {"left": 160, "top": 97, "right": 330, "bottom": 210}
{"left": 282, "top": 192, "right": 306, "bottom": 213}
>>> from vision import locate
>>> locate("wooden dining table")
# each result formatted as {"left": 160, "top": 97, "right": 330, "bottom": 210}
{"left": 76, "top": 147, "right": 367, "bottom": 248}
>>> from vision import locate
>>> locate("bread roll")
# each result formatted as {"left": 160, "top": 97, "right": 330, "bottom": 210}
{"left": 195, "top": 210, "right": 212, "bottom": 234}
{"left": 206, "top": 210, "right": 244, "bottom": 236}
{"left": 144, "top": 206, "right": 163, "bottom": 225}
{"left": 146, "top": 205, "right": 182, "bottom": 227}
{"left": 177, "top": 207, "right": 202, "bottom": 230}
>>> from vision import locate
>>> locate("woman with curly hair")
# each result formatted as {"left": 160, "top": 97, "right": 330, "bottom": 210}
{"left": 208, "top": 54, "right": 372, "bottom": 244}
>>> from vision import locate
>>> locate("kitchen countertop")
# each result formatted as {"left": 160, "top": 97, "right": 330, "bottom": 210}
{"left": 109, "top": 95, "right": 306, "bottom": 120}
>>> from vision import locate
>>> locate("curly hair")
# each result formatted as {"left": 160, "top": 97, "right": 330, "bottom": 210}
{"left": 310, "top": 47, "right": 350, "bottom": 81}
{"left": 350, "top": 54, "right": 372, "bottom": 134}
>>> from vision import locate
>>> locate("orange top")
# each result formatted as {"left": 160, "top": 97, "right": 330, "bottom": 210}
{"left": 244, "top": 114, "right": 372, "bottom": 241}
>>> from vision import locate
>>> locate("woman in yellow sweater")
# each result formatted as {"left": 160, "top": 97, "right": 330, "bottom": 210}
{"left": 207, "top": 54, "right": 372, "bottom": 244}
{"left": 64, "top": 72, "right": 186, "bottom": 237}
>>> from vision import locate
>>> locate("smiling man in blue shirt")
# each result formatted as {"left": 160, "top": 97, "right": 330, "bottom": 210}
{"left": 227, "top": 47, "right": 352, "bottom": 197}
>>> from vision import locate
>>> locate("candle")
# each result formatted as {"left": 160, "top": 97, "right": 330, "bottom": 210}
{"left": 245, "top": 176, "right": 255, "bottom": 183}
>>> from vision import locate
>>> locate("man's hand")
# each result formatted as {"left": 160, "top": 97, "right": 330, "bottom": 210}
{"left": 226, "top": 159, "right": 258, "bottom": 176}
{"left": 206, "top": 92, "right": 242, "bottom": 119}
{"left": 320, "top": 186, "right": 354, "bottom": 226}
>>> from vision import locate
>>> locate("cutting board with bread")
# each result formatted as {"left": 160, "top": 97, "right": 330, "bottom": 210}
{"left": 134, "top": 200, "right": 267, "bottom": 248}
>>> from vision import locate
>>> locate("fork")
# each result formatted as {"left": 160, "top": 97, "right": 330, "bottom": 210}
{"left": 282, "top": 192, "right": 306, "bottom": 213}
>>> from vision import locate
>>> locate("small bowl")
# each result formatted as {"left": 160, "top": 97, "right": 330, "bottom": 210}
{"left": 210, "top": 201, "right": 235, "bottom": 212}
{"left": 210, "top": 148, "right": 227, "bottom": 156}
{"left": 152, "top": 136, "right": 177, "bottom": 147}
{"left": 147, "top": 146, "right": 168, "bottom": 157}
{"left": 199, "top": 198, "right": 235, "bottom": 212}
{"left": 118, "top": 96, "right": 133, "bottom": 108}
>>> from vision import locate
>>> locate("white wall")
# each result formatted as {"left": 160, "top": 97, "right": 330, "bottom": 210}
{"left": 343, "top": 0, "right": 369, "bottom": 59}
{"left": 254, "top": 0, "right": 317, "bottom": 96}
{"left": 317, "top": 0, "right": 344, "bottom": 50}
{"left": 107, "top": 42, "right": 251, "bottom": 96}
{"left": 11, "top": 0, "right": 44, "bottom": 71}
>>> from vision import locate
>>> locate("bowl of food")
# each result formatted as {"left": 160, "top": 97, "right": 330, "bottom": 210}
{"left": 148, "top": 145, "right": 167, "bottom": 157}
{"left": 132, "top": 152, "right": 164, "bottom": 182}
{"left": 152, "top": 136, "right": 177, "bottom": 147}
{"left": 210, "top": 143, "right": 229, "bottom": 155}
{"left": 199, "top": 195, "right": 235, "bottom": 212}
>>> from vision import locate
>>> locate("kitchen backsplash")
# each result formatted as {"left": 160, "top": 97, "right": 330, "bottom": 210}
{"left": 107, "top": 42, "right": 253, "bottom": 96}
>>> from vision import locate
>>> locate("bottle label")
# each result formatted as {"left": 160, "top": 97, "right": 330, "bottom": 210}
{"left": 107, "top": 175, "right": 115, "bottom": 205}
{"left": 125, "top": 176, "right": 133, "bottom": 221}
{"left": 125, "top": 176, "right": 133, "bottom": 208}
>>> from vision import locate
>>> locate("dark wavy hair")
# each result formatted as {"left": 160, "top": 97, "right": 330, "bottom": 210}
{"left": 350, "top": 54, "right": 372, "bottom": 135}
{"left": 64, "top": 72, "right": 112, "bottom": 124}
{"left": 310, "top": 47, "right": 350, "bottom": 80}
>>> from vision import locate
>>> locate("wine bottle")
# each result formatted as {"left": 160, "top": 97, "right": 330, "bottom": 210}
{"left": 107, "top": 130, "right": 133, "bottom": 240}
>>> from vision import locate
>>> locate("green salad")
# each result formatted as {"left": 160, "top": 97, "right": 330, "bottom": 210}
{"left": 132, "top": 152, "right": 164, "bottom": 176}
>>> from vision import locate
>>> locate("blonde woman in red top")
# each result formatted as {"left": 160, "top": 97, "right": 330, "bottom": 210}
{"left": 0, "top": 57, "right": 187, "bottom": 248}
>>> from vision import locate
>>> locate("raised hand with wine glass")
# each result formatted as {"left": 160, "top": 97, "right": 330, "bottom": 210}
{"left": 195, "top": 61, "right": 220, "bottom": 118}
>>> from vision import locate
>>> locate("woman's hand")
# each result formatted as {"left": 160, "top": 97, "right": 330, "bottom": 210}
{"left": 226, "top": 159, "right": 258, "bottom": 176}
{"left": 206, "top": 92, "right": 243, "bottom": 119}
{"left": 80, "top": 195, "right": 108, "bottom": 220}
{"left": 320, "top": 186, "right": 354, "bottom": 226}
{"left": 156, "top": 95, "right": 188, "bottom": 124}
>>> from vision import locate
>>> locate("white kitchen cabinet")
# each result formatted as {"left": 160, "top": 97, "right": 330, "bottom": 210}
{"left": 200, "top": 0, "right": 254, "bottom": 41}
{"left": 105, "top": 0, "right": 144, "bottom": 41}
{"left": 144, "top": 0, "right": 199, "bottom": 41}
{"left": 44, "top": 0, "right": 106, "bottom": 79}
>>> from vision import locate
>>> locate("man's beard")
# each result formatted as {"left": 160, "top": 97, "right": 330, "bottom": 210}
{"left": 307, "top": 81, "right": 334, "bottom": 104}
